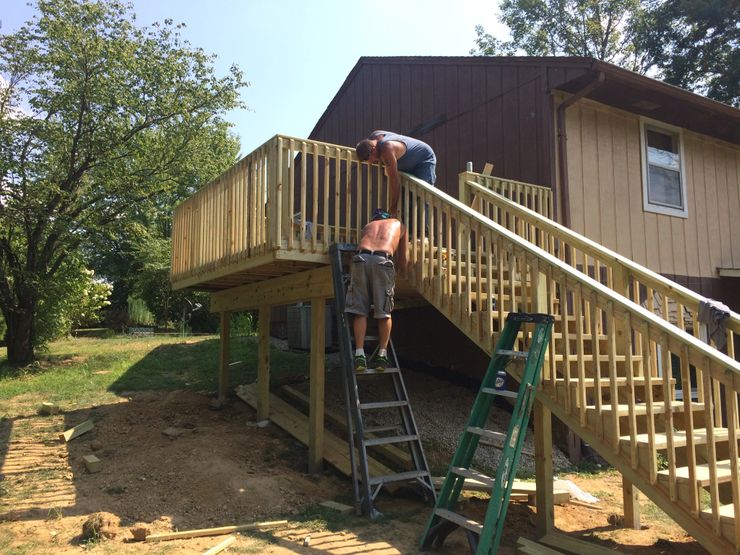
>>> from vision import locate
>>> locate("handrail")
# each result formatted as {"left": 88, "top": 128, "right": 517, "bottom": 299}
{"left": 462, "top": 177, "right": 739, "bottom": 358}
{"left": 458, "top": 171, "right": 553, "bottom": 219}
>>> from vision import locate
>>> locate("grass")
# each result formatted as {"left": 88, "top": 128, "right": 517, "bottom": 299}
{"left": 0, "top": 334, "right": 311, "bottom": 417}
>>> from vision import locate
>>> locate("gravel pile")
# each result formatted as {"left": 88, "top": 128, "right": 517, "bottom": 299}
{"left": 293, "top": 361, "right": 573, "bottom": 478}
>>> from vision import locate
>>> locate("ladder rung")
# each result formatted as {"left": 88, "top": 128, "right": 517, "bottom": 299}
{"left": 364, "top": 434, "right": 418, "bottom": 447}
{"left": 450, "top": 466, "right": 494, "bottom": 488}
{"left": 356, "top": 367, "right": 400, "bottom": 375}
{"left": 434, "top": 508, "right": 483, "bottom": 535}
{"left": 481, "top": 387, "right": 519, "bottom": 399}
{"left": 360, "top": 400, "right": 408, "bottom": 410}
{"left": 496, "top": 349, "right": 529, "bottom": 360}
{"left": 368, "top": 469, "right": 430, "bottom": 486}
{"left": 467, "top": 426, "right": 506, "bottom": 443}
{"left": 364, "top": 425, "right": 401, "bottom": 434}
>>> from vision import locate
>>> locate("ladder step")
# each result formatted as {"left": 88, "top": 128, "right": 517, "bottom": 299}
{"left": 364, "top": 425, "right": 401, "bottom": 435}
{"left": 368, "top": 469, "right": 430, "bottom": 486}
{"left": 496, "top": 349, "right": 529, "bottom": 360}
{"left": 481, "top": 386, "right": 519, "bottom": 399}
{"left": 433, "top": 508, "right": 483, "bottom": 535}
{"left": 364, "top": 434, "right": 419, "bottom": 447}
{"left": 450, "top": 466, "right": 495, "bottom": 488}
{"left": 356, "top": 367, "right": 400, "bottom": 375}
{"left": 360, "top": 400, "right": 409, "bottom": 410}
{"left": 467, "top": 426, "right": 507, "bottom": 443}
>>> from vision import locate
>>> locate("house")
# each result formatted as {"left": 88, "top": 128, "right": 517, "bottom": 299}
{"left": 309, "top": 56, "right": 740, "bottom": 312}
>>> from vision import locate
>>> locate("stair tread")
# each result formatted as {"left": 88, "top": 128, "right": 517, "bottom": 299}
{"left": 619, "top": 428, "right": 729, "bottom": 449}
{"left": 434, "top": 508, "right": 483, "bottom": 535}
{"left": 700, "top": 503, "right": 735, "bottom": 523}
{"left": 588, "top": 401, "right": 704, "bottom": 416}
{"left": 659, "top": 460, "right": 740, "bottom": 485}
{"left": 359, "top": 400, "right": 408, "bottom": 410}
{"left": 364, "top": 434, "right": 418, "bottom": 447}
{"left": 554, "top": 377, "right": 672, "bottom": 387}
{"left": 368, "top": 469, "right": 429, "bottom": 486}
{"left": 450, "top": 466, "right": 495, "bottom": 488}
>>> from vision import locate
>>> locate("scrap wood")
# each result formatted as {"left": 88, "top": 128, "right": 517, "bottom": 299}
{"left": 146, "top": 520, "right": 288, "bottom": 542}
{"left": 59, "top": 419, "right": 93, "bottom": 442}
{"left": 540, "top": 533, "right": 618, "bottom": 554}
{"left": 517, "top": 536, "right": 565, "bottom": 554}
{"left": 202, "top": 535, "right": 236, "bottom": 555}
{"left": 432, "top": 477, "right": 570, "bottom": 504}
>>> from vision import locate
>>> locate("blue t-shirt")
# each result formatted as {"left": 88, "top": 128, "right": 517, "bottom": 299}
{"left": 370, "top": 131, "right": 436, "bottom": 185}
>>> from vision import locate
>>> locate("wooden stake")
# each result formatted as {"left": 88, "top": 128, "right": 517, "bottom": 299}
{"left": 146, "top": 520, "right": 288, "bottom": 542}
{"left": 59, "top": 420, "right": 93, "bottom": 442}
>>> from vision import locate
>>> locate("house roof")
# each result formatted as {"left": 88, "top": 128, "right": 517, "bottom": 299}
{"left": 311, "top": 56, "right": 740, "bottom": 146}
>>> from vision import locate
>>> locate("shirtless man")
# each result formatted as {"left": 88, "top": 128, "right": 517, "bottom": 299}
{"left": 345, "top": 209, "right": 408, "bottom": 372}
{"left": 355, "top": 131, "right": 436, "bottom": 217}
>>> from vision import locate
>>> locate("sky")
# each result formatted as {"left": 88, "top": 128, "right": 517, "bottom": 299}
{"left": 2, "top": 1, "right": 508, "bottom": 155}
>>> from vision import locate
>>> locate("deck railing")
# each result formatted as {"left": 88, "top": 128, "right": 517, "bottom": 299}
{"left": 458, "top": 171, "right": 553, "bottom": 219}
{"left": 460, "top": 178, "right": 740, "bottom": 359}
{"left": 171, "top": 135, "right": 388, "bottom": 285}
{"left": 401, "top": 172, "right": 740, "bottom": 552}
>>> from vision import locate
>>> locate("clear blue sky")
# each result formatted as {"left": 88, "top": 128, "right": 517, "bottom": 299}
{"left": 2, "top": 1, "right": 508, "bottom": 156}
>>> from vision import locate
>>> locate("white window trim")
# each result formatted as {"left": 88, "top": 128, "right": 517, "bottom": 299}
{"left": 639, "top": 118, "right": 689, "bottom": 218}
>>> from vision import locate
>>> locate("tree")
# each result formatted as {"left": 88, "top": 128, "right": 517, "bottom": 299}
{"left": 0, "top": 0, "right": 247, "bottom": 364}
{"left": 472, "top": 0, "right": 739, "bottom": 106}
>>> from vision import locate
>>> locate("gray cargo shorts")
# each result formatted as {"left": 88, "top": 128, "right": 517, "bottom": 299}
{"left": 344, "top": 253, "right": 395, "bottom": 319}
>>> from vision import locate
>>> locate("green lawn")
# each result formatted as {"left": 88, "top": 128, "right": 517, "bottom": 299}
{"left": 0, "top": 334, "right": 310, "bottom": 417}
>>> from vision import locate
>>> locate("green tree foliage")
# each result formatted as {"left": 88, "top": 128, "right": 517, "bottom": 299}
{"left": 472, "top": 0, "right": 739, "bottom": 106}
{"left": 0, "top": 0, "right": 246, "bottom": 364}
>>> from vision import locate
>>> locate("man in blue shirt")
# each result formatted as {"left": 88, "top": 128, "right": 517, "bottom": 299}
{"left": 356, "top": 131, "right": 436, "bottom": 217}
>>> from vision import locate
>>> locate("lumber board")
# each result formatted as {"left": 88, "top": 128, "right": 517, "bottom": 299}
{"left": 202, "top": 535, "right": 236, "bottom": 555}
{"left": 146, "top": 520, "right": 287, "bottom": 542}
{"left": 540, "top": 533, "right": 619, "bottom": 554}
{"left": 59, "top": 420, "right": 93, "bottom": 442}
{"left": 431, "top": 477, "right": 569, "bottom": 504}
{"left": 236, "top": 383, "right": 391, "bottom": 477}
{"left": 517, "top": 536, "right": 565, "bottom": 554}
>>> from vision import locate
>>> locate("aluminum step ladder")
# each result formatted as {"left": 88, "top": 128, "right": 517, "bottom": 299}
{"left": 420, "top": 312, "right": 554, "bottom": 554}
{"left": 330, "top": 243, "right": 436, "bottom": 518}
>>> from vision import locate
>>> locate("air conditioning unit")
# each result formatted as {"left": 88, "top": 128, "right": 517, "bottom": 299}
{"left": 287, "top": 302, "right": 334, "bottom": 351}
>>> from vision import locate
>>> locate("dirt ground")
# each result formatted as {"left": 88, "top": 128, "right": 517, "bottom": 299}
{"left": 0, "top": 389, "right": 708, "bottom": 554}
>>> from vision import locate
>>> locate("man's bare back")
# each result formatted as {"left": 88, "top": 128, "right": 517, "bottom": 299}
{"left": 358, "top": 218, "right": 408, "bottom": 272}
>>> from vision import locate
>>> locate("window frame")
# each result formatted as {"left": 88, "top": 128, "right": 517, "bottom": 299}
{"left": 639, "top": 118, "right": 689, "bottom": 218}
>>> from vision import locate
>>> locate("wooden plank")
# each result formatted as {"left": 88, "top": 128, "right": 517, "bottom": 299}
{"left": 59, "top": 420, "right": 93, "bottom": 442}
{"left": 210, "top": 266, "right": 333, "bottom": 312}
{"left": 308, "top": 299, "right": 326, "bottom": 474}
{"left": 257, "top": 305, "right": 270, "bottom": 421}
{"left": 534, "top": 401, "right": 554, "bottom": 536}
{"left": 622, "top": 477, "right": 640, "bottom": 530}
{"left": 431, "top": 477, "right": 569, "bottom": 504}
{"left": 146, "top": 520, "right": 287, "bottom": 542}
{"left": 236, "top": 384, "right": 391, "bottom": 478}
{"left": 517, "top": 537, "right": 565, "bottom": 554}
{"left": 202, "top": 535, "right": 235, "bottom": 555}
{"left": 540, "top": 533, "right": 618, "bottom": 554}
{"left": 218, "top": 312, "right": 230, "bottom": 403}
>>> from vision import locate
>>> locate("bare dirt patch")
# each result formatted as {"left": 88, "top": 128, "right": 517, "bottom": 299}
{"left": 0, "top": 389, "right": 708, "bottom": 554}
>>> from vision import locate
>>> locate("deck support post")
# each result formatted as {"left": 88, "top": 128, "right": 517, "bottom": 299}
{"left": 308, "top": 298, "right": 326, "bottom": 474}
{"left": 257, "top": 305, "right": 271, "bottom": 421}
{"left": 623, "top": 477, "right": 641, "bottom": 529}
{"left": 218, "top": 312, "right": 231, "bottom": 404}
{"left": 534, "top": 400, "right": 554, "bottom": 537}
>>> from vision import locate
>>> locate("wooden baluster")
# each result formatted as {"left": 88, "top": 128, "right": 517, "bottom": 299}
{"left": 344, "top": 149, "right": 351, "bottom": 244}
{"left": 299, "top": 141, "right": 307, "bottom": 250}
{"left": 465, "top": 221, "right": 473, "bottom": 336}
{"left": 641, "top": 323, "right": 657, "bottom": 484}
{"left": 486, "top": 230, "right": 494, "bottom": 351}
{"left": 446, "top": 207, "right": 454, "bottom": 314}
{"left": 436, "top": 199, "right": 444, "bottom": 306}
{"left": 323, "top": 155, "right": 330, "bottom": 246}
{"left": 693, "top": 311, "right": 705, "bottom": 403}
{"left": 624, "top": 313, "right": 638, "bottom": 469}
{"left": 475, "top": 221, "right": 483, "bottom": 342}
{"left": 287, "top": 139, "right": 296, "bottom": 250}
{"left": 497, "top": 236, "right": 505, "bottom": 334}
{"left": 702, "top": 358, "right": 720, "bottom": 534}
{"left": 575, "top": 284, "right": 587, "bottom": 427}
{"left": 607, "top": 302, "right": 620, "bottom": 453}
{"left": 560, "top": 276, "right": 573, "bottom": 413}
{"left": 590, "top": 292, "right": 603, "bottom": 430}
{"left": 679, "top": 344, "right": 699, "bottom": 515}
{"left": 312, "top": 143, "right": 319, "bottom": 252}
{"left": 725, "top": 383, "right": 740, "bottom": 549}
{"left": 661, "top": 334, "right": 676, "bottom": 501}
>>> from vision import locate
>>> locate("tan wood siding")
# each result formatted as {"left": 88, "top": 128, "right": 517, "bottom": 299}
{"left": 564, "top": 98, "right": 740, "bottom": 279}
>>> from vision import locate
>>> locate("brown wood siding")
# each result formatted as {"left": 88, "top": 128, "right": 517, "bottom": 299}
{"left": 564, "top": 97, "right": 740, "bottom": 279}
{"left": 310, "top": 59, "right": 593, "bottom": 200}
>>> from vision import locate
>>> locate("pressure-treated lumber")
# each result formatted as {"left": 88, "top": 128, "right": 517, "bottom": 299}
{"left": 622, "top": 477, "right": 640, "bottom": 530}
{"left": 431, "top": 477, "right": 570, "bottom": 505}
{"left": 539, "top": 533, "right": 619, "bottom": 554}
{"left": 534, "top": 401, "right": 554, "bottom": 536}
{"left": 218, "top": 312, "right": 230, "bottom": 403}
{"left": 236, "top": 384, "right": 391, "bottom": 477}
{"left": 308, "top": 298, "right": 326, "bottom": 474}
{"left": 210, "top": 266, "right": 333, "bottom": 312}
{"left": 517, "top": 537, "right": 565, "bottom": 554}
{"left": 202, "top": 535, "right": 236, "bottom": 555}
{"left": 146, "top": 520, "right": 287, "bottom": 542}
{"left": 59, "top": 420, "right": 93, "bottom": 442}
{"left": 257, "top": 305, "right": 270, "bottom": 421}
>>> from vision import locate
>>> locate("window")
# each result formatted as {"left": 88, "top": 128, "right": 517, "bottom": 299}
{"left": 640, "top": 120, "right": 688, "bottom": 217}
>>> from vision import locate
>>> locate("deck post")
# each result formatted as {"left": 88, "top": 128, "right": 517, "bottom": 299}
{"left": 218, "top": 311, "right": 231, "bottom": 403}
{"left": 623, "top": 477, "right": 641, "bottom": 529}
{"left": 534, "top": 400, "right": 555, "bottom": 537}
{"left": 308, "top": 299, "right": 326, "bottom": 474}
{"left": 257, "top": 305, "right": 271, "bottom": 421}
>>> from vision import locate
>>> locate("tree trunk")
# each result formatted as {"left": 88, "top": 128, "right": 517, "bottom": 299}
{"left": 5, "top": 306, "right": 35, "bottom": 366}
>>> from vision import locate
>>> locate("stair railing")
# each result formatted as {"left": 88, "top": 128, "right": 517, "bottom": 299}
{"left": 461, "top": 176, "right": 739, "bottom": 360}
{"left": 401, "top": 171, "right": 740, "bottom": 552}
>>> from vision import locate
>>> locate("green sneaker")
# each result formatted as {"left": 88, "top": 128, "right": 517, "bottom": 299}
{"left": 354, "top": 354, "right": 367, "bottom": 372}
{"left": 373, "top": 354, "right": 389, "bottom": 372}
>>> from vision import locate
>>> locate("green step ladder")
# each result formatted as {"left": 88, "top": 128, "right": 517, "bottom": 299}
{"left": 420, "top": 312, "right": 554, "bottom": 554}
{"left": 330, "top": 243, "right": 436, "bottom": 518}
